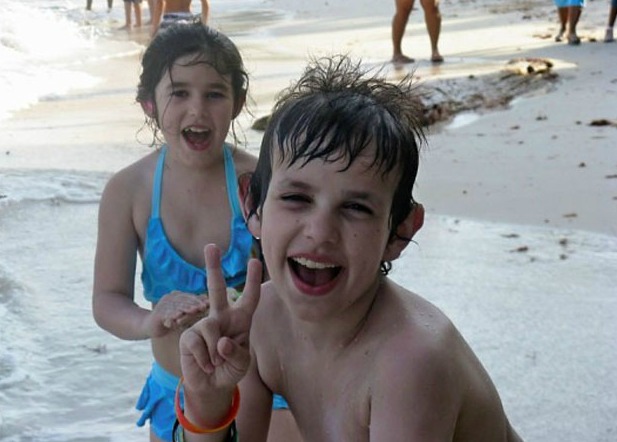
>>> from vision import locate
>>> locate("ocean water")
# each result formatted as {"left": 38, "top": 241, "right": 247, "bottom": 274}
{"left": 0, "top": 1, "right": 259, "bottom": 440}
{"left": 0, "top": 0, "right": 130, "bottom": 122}
{"left": 0, "top": 0, "right": 280, "bottom": 123}
{"left": 1, "top": 2, "right": 616, "bottom": 441}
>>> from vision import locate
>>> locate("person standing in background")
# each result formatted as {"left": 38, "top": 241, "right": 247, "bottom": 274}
{"left": 151, "top": 0, "right": 210, "bottom": 36}
{"left": 604, "top": 0, "right": 616, "bottom": 42}
{"left": 121, "top": 0, "right": 143, "bottom": 30}
{"left": 86, "top": 0, "right": 113, "bottom": 11}
{"left": 553, "top": 0, "right": 584, "bottom": 45}
{"left": 391, "top": 0, "right": 443, "bottom": 64}
{"left": 146, "top": 0, "right": 157, "bottom": 24}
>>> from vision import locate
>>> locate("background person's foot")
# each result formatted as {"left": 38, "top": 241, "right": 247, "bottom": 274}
{"left": 567, "top": 34, "right": 581, "bottom": 45}
{"left": 555, "top": 29, "right": 565, "bottom": 42}
{"left": 605, "top": 28, "right": 614, "bottom": 43}
{"left": 392, "top": 54, "right": 415, "bottom": 64}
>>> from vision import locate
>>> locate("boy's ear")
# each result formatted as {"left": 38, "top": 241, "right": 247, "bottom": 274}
{"left": 238, "top": 172, "right": 262, "bottom": 238}
{"left": 382, "top": 203, "right": 424, "bottom": 262}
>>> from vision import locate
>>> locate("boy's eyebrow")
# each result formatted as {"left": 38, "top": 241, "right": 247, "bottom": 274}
{"left": 277, "top": 178, "right": 311, "bottom": 191}
{"left": 279, "top": 178, "right": 380, "bottom": 202}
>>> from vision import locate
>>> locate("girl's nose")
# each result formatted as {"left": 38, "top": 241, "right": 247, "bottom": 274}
{"left": 188, "top": 96, "right": 206, "bottom": 116}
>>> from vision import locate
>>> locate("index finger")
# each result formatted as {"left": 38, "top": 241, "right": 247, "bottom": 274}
{"left": 204, "top": 244, "right": 229, "bottom": 313}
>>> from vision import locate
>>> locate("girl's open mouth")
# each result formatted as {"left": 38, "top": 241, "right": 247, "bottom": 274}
{"left": 182, "top": 127, "right": 210, "bottom": 149}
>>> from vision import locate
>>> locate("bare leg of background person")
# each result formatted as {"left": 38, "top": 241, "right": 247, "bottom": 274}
{"left": 567, "top": 6, "right": 581, "bottom": 44}
{"left": 391, "top": 0, "right": 416, "bottom": 63}
{"left": 420, "top": 0, "right": 443, "bottom": 62}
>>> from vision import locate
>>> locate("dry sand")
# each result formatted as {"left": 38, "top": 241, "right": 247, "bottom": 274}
{"left": 1, "top": 0, "right": 615, "bottom": 440}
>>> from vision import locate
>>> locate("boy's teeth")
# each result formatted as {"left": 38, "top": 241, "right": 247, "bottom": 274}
{"left": 292, "top": 257, "right": 336, "bottom": 269}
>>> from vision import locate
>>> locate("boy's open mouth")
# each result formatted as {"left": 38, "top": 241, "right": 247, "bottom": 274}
{"left": 289, "top": 257, "right": 341, "bottom": 287}
{"left": 182, "top": 127, "right": 210, "bottom": 148}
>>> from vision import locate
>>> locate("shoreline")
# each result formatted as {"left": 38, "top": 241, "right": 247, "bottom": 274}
{"left": 1, "top": 0, "right": 615, "bottom": 236}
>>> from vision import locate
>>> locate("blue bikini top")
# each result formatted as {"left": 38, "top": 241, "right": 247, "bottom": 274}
{"left": 140, "top": 144, "right": 254, "bottom": 303}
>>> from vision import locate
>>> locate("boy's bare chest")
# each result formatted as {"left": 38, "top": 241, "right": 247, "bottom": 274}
{"left": 291, "top": 368, "right": 371, "bottom": 441}
{"left": 263, "top": 341, "right": 377, "bottom": 441}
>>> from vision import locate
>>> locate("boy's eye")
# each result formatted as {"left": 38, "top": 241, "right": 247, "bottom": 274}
{"left": 344, "top": 202, "right": 373, "bottom": 215}
{"left": 280, "top": 194, "right": 310, "bottom": 204}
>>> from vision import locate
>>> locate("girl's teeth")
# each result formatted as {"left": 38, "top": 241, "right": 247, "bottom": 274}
{"left": 183, "top": 127, "right": 208, "bottom": 134}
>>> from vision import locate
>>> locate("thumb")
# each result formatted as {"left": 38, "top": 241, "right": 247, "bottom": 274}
{"left": 217, "top": 336, "right": 251, "bottom": 376}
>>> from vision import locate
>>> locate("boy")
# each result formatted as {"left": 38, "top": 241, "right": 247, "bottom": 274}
{"left": 174, "top": 55, "right": 523, "bottom": 441}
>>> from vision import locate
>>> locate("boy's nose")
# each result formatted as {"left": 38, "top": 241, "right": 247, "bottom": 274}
{"left": 303, "top": 210, "right": 339, "bottom": 244}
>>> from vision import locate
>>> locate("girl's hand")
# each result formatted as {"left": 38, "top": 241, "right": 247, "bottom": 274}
{"left": 147, "top": 292, "right": 210, "bottom": 337}
{"left": 179, "top": 244, "right": 262, "bottom": 392}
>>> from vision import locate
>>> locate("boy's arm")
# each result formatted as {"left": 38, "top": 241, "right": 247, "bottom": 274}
{"left": 236, "top": 347, "right": 273, "bottom": 439}
{"left": 179, "top": 245, "right": 266, "bottom": 442}
{"left": 507, "top": 422, "right": 524, "bottom": 442}
{"left": 370, "top": 318, "right": 521, "bottom": 441}
{"left": 369, "top": 331, "right": 460, "bottom": 441}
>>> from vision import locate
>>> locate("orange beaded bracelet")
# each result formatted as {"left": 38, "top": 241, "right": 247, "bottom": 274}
{"left": 174, "top": 377, "right": 241, "bottom": 434}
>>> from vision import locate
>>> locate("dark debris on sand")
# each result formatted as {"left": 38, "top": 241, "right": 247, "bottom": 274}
{"left": 251, "top": 58, "right": 558, "bottom": 131}
{"left": 419, "top": 58, "right": 557, "bottom": 126}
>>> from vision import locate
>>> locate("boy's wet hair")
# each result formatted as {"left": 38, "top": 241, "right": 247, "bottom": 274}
{"left": 136, "top": 21, "right": 248, "bottom": 137}
{"left": 249, "top": 55, "right": 426, "bottom": 275}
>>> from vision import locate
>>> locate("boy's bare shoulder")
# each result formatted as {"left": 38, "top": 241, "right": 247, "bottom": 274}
{"left": 374, "top": 281, "right": 462, "bottom": 375}
{"left": 252, "top": 281, "right": 285, "bottom": 326}
{"left": 369, "top": 280, "right": 515, "bottom": 440}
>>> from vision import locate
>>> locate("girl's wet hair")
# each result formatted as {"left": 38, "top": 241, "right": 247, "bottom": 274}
{"left": 136, "top": 21, "right": 248, "bottom": 140}
{"left": 249, "top": 55, "right": 426, "bottom": 274}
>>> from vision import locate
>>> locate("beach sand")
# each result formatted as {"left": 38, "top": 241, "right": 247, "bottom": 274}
{"left": 3, "top": 0, "right": 616, "bottom": 233}
{"left": 1, "top": 0, "right": 615, "bottom": 440}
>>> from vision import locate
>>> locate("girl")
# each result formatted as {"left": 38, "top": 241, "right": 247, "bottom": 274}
{"left": 92, "top": 22, "right": 297, "bottom": 442}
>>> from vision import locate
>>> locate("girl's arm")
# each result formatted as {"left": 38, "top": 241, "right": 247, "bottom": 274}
{"left": 92, "top": 171, "right": 153, "bottom": 340}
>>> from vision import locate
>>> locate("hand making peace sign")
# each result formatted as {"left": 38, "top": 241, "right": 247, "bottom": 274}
{"left": 179, "top": 243, "right": 262, "bottom": 394}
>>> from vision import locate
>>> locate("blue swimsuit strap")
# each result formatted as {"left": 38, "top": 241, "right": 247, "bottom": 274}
{"left": 222, "top": 144, "right": 243, "bottom": 220}
{"left": 152, "top": 145, "right": 240, "bottom": 219}
{"left": 151, "top": 146, "right": 167, "bottom": 219}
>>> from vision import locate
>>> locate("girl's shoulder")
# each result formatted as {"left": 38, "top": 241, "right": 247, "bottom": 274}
{"left": 102, "top": 150, "right": 159, "bottom": 201}
{"left": 230, "top": 146, "right": 258, "bottom": 176}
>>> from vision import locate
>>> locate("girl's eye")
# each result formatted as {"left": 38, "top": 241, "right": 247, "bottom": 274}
{"left": 171, "top": 90, "right": 188, "bottom": 98}
{"left": 206, "top": 91, "right": 226, "bottom": 99}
